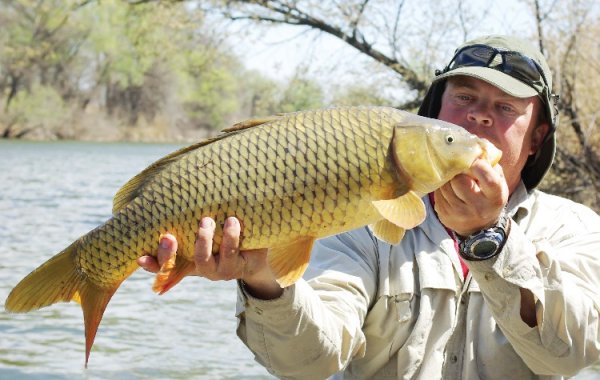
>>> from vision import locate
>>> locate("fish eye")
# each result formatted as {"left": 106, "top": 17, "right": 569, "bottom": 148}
{"left": 445, "top": 134, "right": 455, "bottom": 144}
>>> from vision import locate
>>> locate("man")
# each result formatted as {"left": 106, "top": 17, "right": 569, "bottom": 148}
{"left": 139, "top": 36, "right": 600, "bottom": 378}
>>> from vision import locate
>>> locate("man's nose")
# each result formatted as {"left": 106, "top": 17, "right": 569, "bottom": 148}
{"left": 467, "top": 104, "right": 493, "bottom": 127}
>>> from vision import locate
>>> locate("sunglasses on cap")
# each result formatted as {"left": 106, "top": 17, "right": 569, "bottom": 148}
{"left": 439, "top": 44, "right": 550, "bottom": 93}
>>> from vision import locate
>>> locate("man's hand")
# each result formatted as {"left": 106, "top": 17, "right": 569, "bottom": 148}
{"left": 434, "top": 159, "right": 509, "bottom": 237}
{"left": 137, "top": 216, "right": 283, "bottom": 299}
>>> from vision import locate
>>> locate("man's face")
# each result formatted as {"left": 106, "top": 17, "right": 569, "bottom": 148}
{"left": 437, "top": 76, "right": 549, "bottom": 193}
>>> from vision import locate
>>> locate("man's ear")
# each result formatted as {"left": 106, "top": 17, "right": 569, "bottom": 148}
{"left": 530, "top": 122, "right": 549, "bottom": 155}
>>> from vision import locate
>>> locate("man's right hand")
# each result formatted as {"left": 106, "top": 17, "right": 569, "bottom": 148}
{"left": 137, "top": 216, "right": 283, "bottom": 300}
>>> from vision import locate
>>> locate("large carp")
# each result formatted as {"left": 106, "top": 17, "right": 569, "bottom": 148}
{"left": 5, "top": 106, "right": 501, "bottom": 364}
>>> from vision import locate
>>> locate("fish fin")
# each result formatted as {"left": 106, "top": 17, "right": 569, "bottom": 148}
{"left": 369, "top": 220, "right": 406, "bottom": 245}
{"left": 80, "top": 282, "right": 118, "bottom": 367}
{"left": 371, "top": 191, "right": 426, "bottom": 229}
{"left": 268, "top": 237, "right": 316, "bottom": 288}
{"left": 4, "top": 240, "right": 124, "bottom": 367}
{"left": 112, "top": 140, "right": 213, "bottom": 213}
{"left": 152, "top": 254, "right": 195, "bottom": 295}
{"left": 5, "top": 241, "right": 81, "bottom": 313}
{"left": 221, "top": 115, "right": 281, "bottom": 133}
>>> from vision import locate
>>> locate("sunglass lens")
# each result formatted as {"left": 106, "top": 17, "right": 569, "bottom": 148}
{"left": 503, "top": 53, "right": 541, "bottom": 82}
{"left": 450, "top": 46, "right": 494, "bottom": 69}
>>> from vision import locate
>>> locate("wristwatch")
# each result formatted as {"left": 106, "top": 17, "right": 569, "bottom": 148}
{"left": 457, "top": 213, "right": 511, "bottom": 261}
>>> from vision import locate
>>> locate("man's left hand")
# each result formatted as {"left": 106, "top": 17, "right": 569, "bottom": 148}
{"left": 433, "top": 158, "right": 509, "bottom": 237}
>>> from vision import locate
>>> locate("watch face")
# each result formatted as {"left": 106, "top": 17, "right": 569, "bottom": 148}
{"left": 473, "top": 239, "right": 499, "bottom": 258}
{"left": 459, "top": 215, "right": 510, "bottom": 261}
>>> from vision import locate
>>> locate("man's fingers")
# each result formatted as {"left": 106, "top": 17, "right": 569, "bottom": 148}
{"left": 137, "top": 234, "right": 177, "bottom": 273}
{"left": 220, "top": 217, "right": 241, "bottom": 259}
{"left": 137, "top": 255, "right": 160, "bottom": 273}
{"left": 468, "top": 160, "right": 508, "bottom": 205}
{"left": 435, "top": 174, "right": 473, "bottom": 213}
{"left": 195, "top": 217, "right": 217, "bottom": 274}
{"left": 157, "top": 234, "right": 178, "bottom": 266}
{"left": 217, "top": 217, "right": 243, "bottom": 279}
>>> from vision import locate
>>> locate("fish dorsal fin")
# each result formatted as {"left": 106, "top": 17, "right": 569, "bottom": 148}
{"left": 112, "top": 140, "right": 213, "bottom": 214}
{"left": 371, "top": 191, "right": 426, "bottom": 229}
{"left": 268, "top": 237, "right": 316, "bottom": 287}
{"left": 221, "top": 115, "right": 281, "bottom": 133}
{"left": 369, "top": 220, "right": 406, "bottom": 245}
{"left": 112, "top": 115, "right": 284, "bottom": 214}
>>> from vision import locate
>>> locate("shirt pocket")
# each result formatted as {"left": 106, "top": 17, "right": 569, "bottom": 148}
{"left": 415, "top": 248, "right": 461, "bottom": 292}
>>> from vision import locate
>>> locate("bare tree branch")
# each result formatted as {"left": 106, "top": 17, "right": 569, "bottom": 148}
{"left": 532, "top": 0, "right": 545, "bottom": 54}
{"left": 223, "top": 0, "right": 428, "bottom": 95}
{"left": 390, "top": 0, "right": 405, "bottom": 60}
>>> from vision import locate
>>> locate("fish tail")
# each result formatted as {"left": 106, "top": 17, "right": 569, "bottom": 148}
{"left": 4, "top": 240, "right": 119, "bottom": 366}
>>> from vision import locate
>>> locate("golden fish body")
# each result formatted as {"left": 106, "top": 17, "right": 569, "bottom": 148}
{"left": 5, "top": 106, "right": 501, "bottom": 364}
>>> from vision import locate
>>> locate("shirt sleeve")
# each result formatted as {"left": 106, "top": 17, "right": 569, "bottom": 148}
{"left": 466, "top": 202, "right": 600, "bottom": 377}
{"left": 235, "top": 227, "right": 380, "bottom": 379}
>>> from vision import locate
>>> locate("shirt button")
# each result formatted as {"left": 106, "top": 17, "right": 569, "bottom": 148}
{"left": 254, "top": 307, "right": 263, "bottom": 315}
{"left": 484, "top": 273, "right": 493, "bottom": 281}
{"left": 450, "top": 354, "right": 458, "bottom": 363}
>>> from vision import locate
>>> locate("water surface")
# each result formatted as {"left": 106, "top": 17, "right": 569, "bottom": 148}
{"left": 0, "top": 141, "right": 273, "bottom": 379}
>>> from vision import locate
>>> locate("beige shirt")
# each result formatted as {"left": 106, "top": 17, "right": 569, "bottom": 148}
{"left": 236, "top": 183, "right": 600, "bottom": 379}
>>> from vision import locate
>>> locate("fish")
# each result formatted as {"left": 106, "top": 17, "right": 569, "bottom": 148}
{"left": 4, "top": 106, "right": 501, "bottom": 365}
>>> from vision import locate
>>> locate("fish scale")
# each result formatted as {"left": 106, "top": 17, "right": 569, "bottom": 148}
{"left": 5, "top": 106, "right": 502, "bottom": 366}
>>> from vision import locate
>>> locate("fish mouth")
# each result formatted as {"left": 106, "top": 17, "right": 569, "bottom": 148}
{"left": 477, "top": 138, "right": 502, "bottom": 166}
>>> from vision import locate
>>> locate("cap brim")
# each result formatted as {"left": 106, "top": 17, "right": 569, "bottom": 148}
{"left": 434, "top": 66, "right": 538, "bottom": 98}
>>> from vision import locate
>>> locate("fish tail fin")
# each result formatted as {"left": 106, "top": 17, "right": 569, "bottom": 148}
{"left": 80, "top": 282, "right": 117, "bottom": 367}
{"left": 5, "top": 241, "right": 83, "bottom": 313}
{"left": 4, "top": 240, "right": 120, "bottom": 367}
{"left": 152, "top": 254, "right": 195, "bottom": 295}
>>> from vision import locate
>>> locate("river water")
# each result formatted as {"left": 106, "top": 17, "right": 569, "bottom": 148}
{"left": 0, "top": 141, "right": 274, "bottom": 379}
{"left": 0, "top": 141, "right": 598, "bottom": 379}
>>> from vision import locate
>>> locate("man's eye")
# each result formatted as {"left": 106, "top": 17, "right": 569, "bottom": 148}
{"left": 455, "top": 94, "right": 471, "bottom": 103}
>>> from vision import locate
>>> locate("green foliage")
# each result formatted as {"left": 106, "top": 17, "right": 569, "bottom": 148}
{"left": 179, "top": 56, "right": 241, "bottom": 128}
{"left": 0, "top": 0, "right": 265, "bottom": 138}
{"left": 278, "top": 76, "right": 324, "bottom": 113}
{"left": 237, "top": 71, "right": 280, "bottom": 117}
{"left": 4, "top": 83, "right": 69, "bottom": 137}
{"left": 330, "top": 84, "right": 392, "bottom": 107}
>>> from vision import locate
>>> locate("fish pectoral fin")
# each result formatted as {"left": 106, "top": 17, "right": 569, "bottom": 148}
{"left": 268, "top": 237, "right": 316, "bottom": 288}
{"left": 369, "top": 220, "right": 406, "bottom": 245}
{"left": 152, "top": 254, "right": 195, "bottom": 295}
{"left": 371, "top": 191, "right": 426, "bottom": 229}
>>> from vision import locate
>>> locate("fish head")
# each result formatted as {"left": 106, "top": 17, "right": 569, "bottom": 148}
{"left": 392, "top": 114, "right": 502, "bottom": 194}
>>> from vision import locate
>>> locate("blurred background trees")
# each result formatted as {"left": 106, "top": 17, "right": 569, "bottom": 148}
{"left": 0, "top": 0, "right": 598, "bottom": 211}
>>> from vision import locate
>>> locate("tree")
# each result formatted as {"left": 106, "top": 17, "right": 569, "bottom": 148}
{"left": 530, "top": 0, "right": 600, "bottom": 210}
{"left": 210, "top": 0, "right": 505, "bottom": 109}
{"left": 278, "top": 73, "right": 324, "bottom": 112}
{"left": 0, "top": 0, "right": 251, "bottom": 139}
{"left": 0, "top": 0, "right": 89, "bottom": 137}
